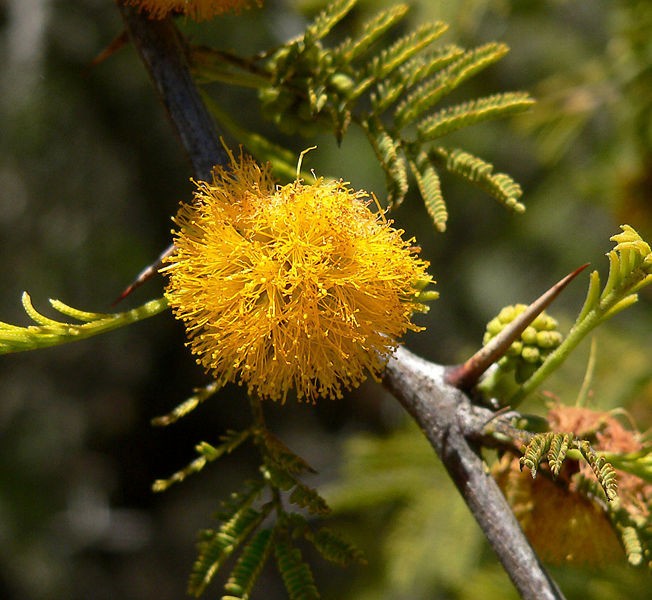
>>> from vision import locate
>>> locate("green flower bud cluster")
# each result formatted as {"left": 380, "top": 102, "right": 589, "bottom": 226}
{"left": 259, "top": 43, "right": 354, "bottom": 138}
{"left": 483, "top": 304, "right": 563, "bottom": 383}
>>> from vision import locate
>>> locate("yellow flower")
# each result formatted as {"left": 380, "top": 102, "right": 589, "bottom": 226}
{"left": 128, "top": 0, "right": 261, "bottom": 21}
{"left": 163, "top": 149, "right": 435, "bottom": 402}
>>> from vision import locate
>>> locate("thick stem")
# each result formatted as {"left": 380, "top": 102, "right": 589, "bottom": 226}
{"left": 115, "top": 4, "right": 228, "bottom": 300}
{"left": 384, "top": 346, "right": 565, "bottom": 600}
{"left": 117, "top": 3, "right": 227, "bottom": 180}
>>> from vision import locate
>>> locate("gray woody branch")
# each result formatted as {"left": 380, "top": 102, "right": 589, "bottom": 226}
{"left": 117, "top": 4, "right": 564, "bottom": 599}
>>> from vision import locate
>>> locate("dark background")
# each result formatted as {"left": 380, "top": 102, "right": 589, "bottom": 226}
{"left": 1, "top": 0, "right": 651, "bottom": 598}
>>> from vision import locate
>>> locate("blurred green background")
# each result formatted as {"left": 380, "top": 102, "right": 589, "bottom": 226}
{"left": 1, "top": 0, "right": 651, "bottom": 598}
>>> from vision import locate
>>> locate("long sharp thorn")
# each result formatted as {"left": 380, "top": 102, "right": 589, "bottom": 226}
{"left": 84, "top": 30, "right": 129, "bottom": 76}
{"left": 112, "top": 244, "right": 176, "bottom": 305}
{"left": 445, "top": 263, "right": 589, "bottom": 391}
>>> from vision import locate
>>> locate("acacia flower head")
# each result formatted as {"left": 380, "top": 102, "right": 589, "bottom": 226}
{"left": 163, "top": 149, "right": 436, "bottom": 402}
{"left": 128, "top": 0, "right": 261, "bottom": 21}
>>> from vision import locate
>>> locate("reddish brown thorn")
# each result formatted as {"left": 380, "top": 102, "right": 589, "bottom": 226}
{"left": 85, "top": 30, "right": 129, "bottom": 76}
{"left": 445, "top": 263, "right": 589, "bottom": 391}
{"left": 112, "top": 244, "right": 176, "bottom": 306}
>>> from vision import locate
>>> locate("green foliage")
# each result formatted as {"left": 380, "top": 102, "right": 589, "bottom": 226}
{"left": 409, "top": 151, "right": 445, "bottom": 231}
{"left": 520, "top": 433, "right": 618, "bottom": 502}
{"left": 151, "top": 379, "right": 226, "bottom": 426}
{"left": 304, "top": 527, "right": 366, "bottom": 567}
{"left": 577, "top": 441, "right": 619, "bottom": 502}
{"left": 222, "top": 527, "right": 275, "bottom": 599}
{"left": 430, "top": 146, "right": 525, "bottom": 214}
{"left": 152, "top": 429, "right": 252, "bottom": 492}
{"left": 509, "top": 225, "right": 652, "bottom": 406}
{"left": 188, "top": 482, "right": 269, "bottom": 597}
{"left": 193, "top": 0, "right": 534, "bottom": 229}
{"left": 274, "top": 536, "right": 321, "bottom": 600}
{"left": 0, "top": 293, "right": 168, "bottom": 354}
{"left": 604, "top": 480, "right": 652, "bottom": 568}
{"left": 152, "top": 389, "right": 363, "bottom": 597}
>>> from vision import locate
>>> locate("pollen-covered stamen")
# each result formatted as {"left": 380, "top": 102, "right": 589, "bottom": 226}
{"left": 163, "top": 149, "right": 436, "bottom": 402}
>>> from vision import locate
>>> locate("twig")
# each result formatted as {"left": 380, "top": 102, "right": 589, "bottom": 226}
{"left": 384, "top": 346, "right": 565, "bottom": 600}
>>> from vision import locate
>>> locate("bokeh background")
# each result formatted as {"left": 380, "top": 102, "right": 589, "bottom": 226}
{"left": 1, "top": 0, "right": 651, "bottom": 598}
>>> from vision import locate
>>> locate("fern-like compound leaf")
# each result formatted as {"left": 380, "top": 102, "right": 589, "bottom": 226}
{"left": 616, "top": 523, "right": 645, "bottom": 567}
{"left": 372, "top": 45, "right": 463, "bottom": 114}
{"left": 397, "top": 45, "right": 465, "bottom": 95}
{"left": 289, "top": 482, "right": 332, "bottom": 516}
{"left": 416, "top": 92, "right": 535, "bottom": 141}
{"left": 189, "top": 485, "right": 268, "bottom": 597}
{"left": 153, "top": 429, "right": 253, "bottom": 492}
{"left": 520, "top": 432, "right": 554, "bottom": 477}
{"left": 579, "top": 441, "right": 618, "bottom": 501}
{"left": 304, "top": 527, "right": 366, "bottom": 567}
{"left": 304, "top": 0, "right": 355, "bottom": 45}
{"left": 433, "top": 147, "right": 525, "bottom": 213}
{"left": 365, "top": 119, "right": 408, "bottom": 206}
{"left": 151, "top": 379, "right": 226, "bottom": 426}
{"left": 354, "top": 22, "right": 448, "bottom": 98}
{"left": 409, "top": 152, "right": 446, "bottom": 232}
{"left": 335, "top": 4, "right": 409, "bottom": 64}
{"left": 274, "top": 537, "right": 321, "bottom": 600}
{"left": 395, "top": 42, "right": 509, "bottom": 128}
{"left": 547, "top": 433, "right": 574, "bottom": 478}
{"left": 0, "top": 293, "right": 168, "bottom": 354}
{"left": 259, "top": 430, "right": 316, "bottom": 476}
{"left": 222, "top": 528, "right": 275, "bottom": 599}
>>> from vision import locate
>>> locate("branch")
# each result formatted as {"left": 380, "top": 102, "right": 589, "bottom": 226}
{"left": 116, "top": 6, "right": 564, "bottom": 597}
{"left": 115, "top": 3, "right": 228, "bottom": 300}
{"left": 384, "top": 346, "right": 565, "bottom": 600}
{"left": 117, "top": 3, "right": 227, "bottom": 180}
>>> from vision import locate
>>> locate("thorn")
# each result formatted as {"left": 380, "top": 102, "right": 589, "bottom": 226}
{"left": 446, "top": 263, "right": 589, "bottom": 391}
{"left": 84, "top": 30, "right": 129, "bottom": 77}
{"left": 112, "top": 244, "right": 176, "bottom": 306}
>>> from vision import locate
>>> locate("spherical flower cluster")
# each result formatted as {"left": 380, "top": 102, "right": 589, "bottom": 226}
{"left": 163, "top": 150, "right": 435, "bottom": 402}
{"left": 128, "top": 0, "right": 261, "bottom": 21}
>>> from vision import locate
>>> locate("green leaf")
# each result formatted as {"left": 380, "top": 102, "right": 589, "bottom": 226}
{"left": 409, "top": 152, "right": 446, "bottom": 232}
{"left": 335, "top": 4, "right": 409, "bottom": 64}
{"left": 0, "top": 294, "right": 168, "bottom": 355}
{"left": 364, "top": 119, "right": 408, "bottom": 206}
{"left": 153, "top": 429, "right": 252, "bottom": 492}
{"left": 151, "top": 379, "right": 226, "bottom": 426}
{"left": 275, "top": 536, "right": 321, "bottom": 600}
{"left": 547, "top": 433, "right": 574, "bottom": 477}
{"left": 188, "top": 484, "right": 267, "bottom": 597}
{"left": 352, "top": 22, "right": 448, "bottom": 99}
{"left": 432, "top": 146, "right": 525, "bottom": 213}
{"left": 304, "top": 0, "right": 356, "bottom": 45}
{"left": 304, "top": 527, "right": 366, "bottom": 566}
{"left": 416, "top": 92, "right": 535, "bottom": 141}
{"left": 222, "top": 528, "right": 276, "bottom": 599}
{"left": 579, "top": 441, "right": 618, "bottom": 501}
{"left": 520, "top": 432, "right": 554, "bottom": 477}
{"left": 289, "top": 482, "right": 331, "bottom": 516}
{"left": 395, "top": 42, "right": 510, "bottom": 128}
